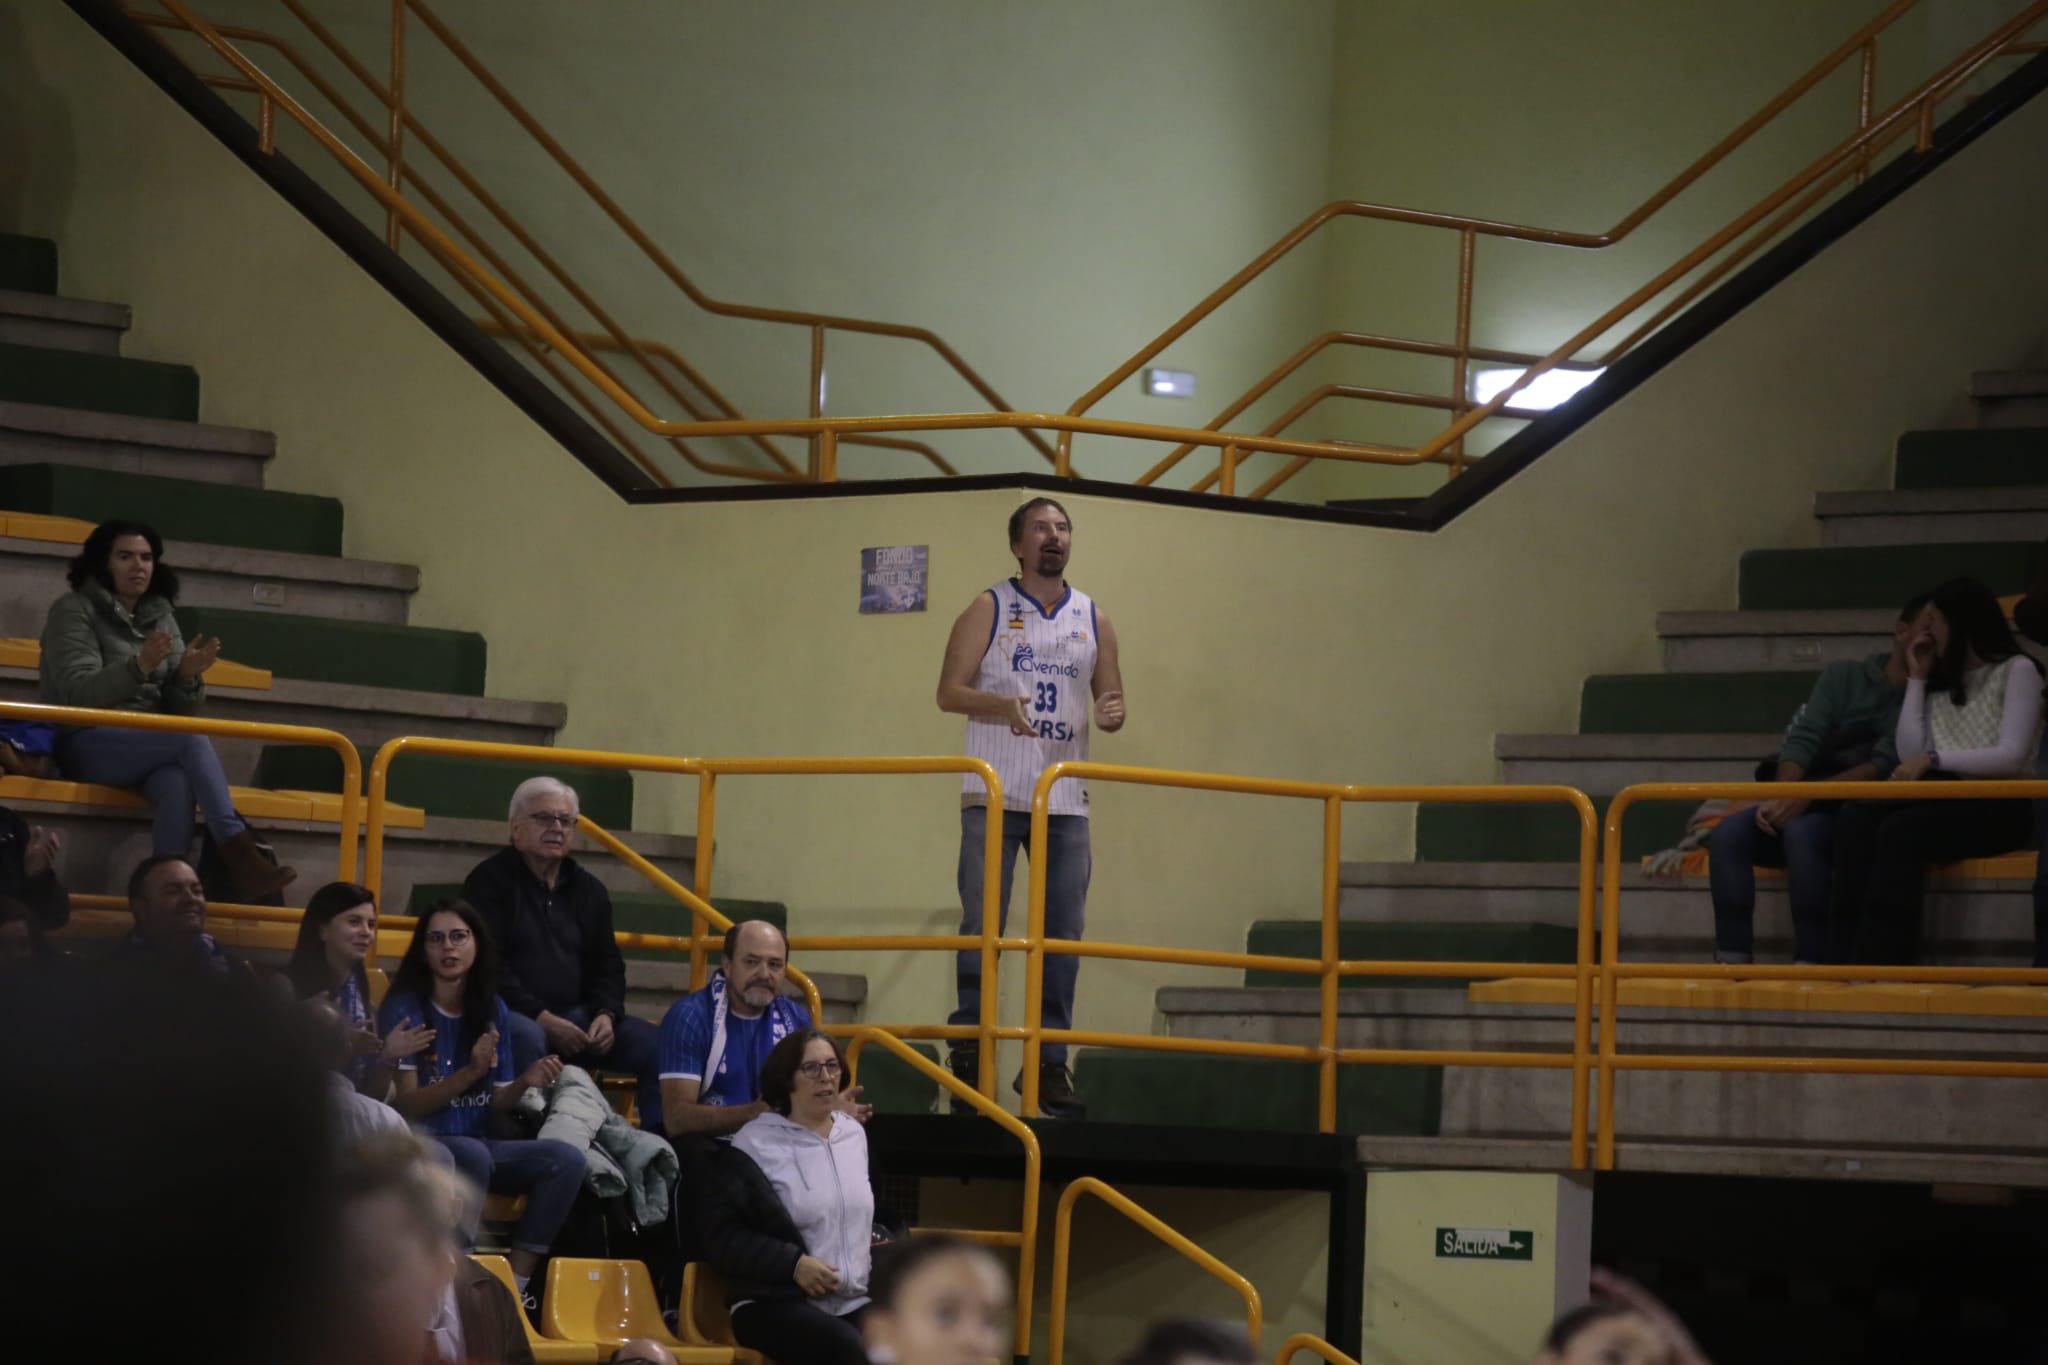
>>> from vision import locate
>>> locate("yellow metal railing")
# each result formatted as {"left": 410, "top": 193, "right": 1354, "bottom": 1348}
{"left": 1047, "top": 1177, "right": 1264, "bottom": 1365}
{"left": 1594, "top": 777, "right": 2048, "bottom": 1169}
{"left": 1019, "top": 761, "right": 1600, "bottom": 1167}
{"left": 0, "top": 699, "right": 364, "bottom": 880}
{"left": 844, "top": 1027, "right": 1042, "bottom": 1362}
{"left": 1274, "top": 1335, "right": 1365, "bottom": 1365}
{"left": 117, "top": 0, "right": 2045, "bottom": 496}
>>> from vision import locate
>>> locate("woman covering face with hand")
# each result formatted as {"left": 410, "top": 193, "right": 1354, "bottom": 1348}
{"left": 378, "top": 897, "right": 585, "bottom": 1303}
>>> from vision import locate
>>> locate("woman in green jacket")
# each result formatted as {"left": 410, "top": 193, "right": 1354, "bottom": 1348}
{"left": 38, "top": 520, "right": 296, "bottom": 899}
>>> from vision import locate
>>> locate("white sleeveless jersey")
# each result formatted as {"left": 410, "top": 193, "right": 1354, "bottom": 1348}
{"left": 961, "top": 578, "right": 1098, "bottom": 816}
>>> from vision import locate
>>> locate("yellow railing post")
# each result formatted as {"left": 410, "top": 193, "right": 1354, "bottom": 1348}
{"left": 1218, "top": 442, "right": 1239, "bottom": 496}
{"left": 692, "top": 769, "right": 717, "bottom": 991}
{"left": 842, "top": 1028, "right": 1039, "bottom": 1360}
{"left": 1047, "top": 1177, "right": 1263, "bottom": 1365}
{"left": 1317, "top": 795, "right": 1341, "bottom": 1133}
{"left": 977, "top": 770, "right": 1005, "bottom": 1105}
{"left": 1568, "top": 787, "right": 1598, "bottom": 1172}
{"left": 816, "top": 428, "right": 838, "bottom": 483}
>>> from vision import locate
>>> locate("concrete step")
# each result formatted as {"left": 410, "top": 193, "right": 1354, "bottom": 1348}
{"left": 0, "top": 339, "right": 197, "bottom": 422}
{"left": 1338, "top": 859, "right": 2034, "bottom": 963}
{"left": 1972, "top": 370, "right": 2048, "bottom": 430}
{"left": 1816, "top": 485, "right": 2048, "bottom": 547}
{"left": 0, "top": 462, "right": 342, "bottom": 556}
{"left": 4, "top": 795, "right": 694, "bottom": 918}
{"left": 0, "top": 666, "right": 567, "bottom": 784}
{"left": 1157, "top": 986, "right": 2048, "bottom": 1157}
{"left": 0, "top": 533, "right": 418, "bottom": 636}
{"left": 0, "top": 399, "right": 272, "bottom": 488}
{"left": 1656, "top": 608, "right": 1892, "bottom": 673}
{"left": 1495, "top": 732, "right": 1776, "bottom": 790}
{"left": 1354, "top": 1134, "right": 2048, "bottom": 1188}
{"left": 0, "top": 290, "right": 128, "bottom": 356}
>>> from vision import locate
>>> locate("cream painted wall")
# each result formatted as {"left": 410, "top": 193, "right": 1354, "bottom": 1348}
{"left": 7, "top": 5, "right": 2048, "bottom": 1354}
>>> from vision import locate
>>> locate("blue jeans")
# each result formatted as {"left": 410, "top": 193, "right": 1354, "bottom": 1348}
{"left": 1707, "top": 804, "right": 1835, "bottom": 963}
{"left": 434, "top": 1135, "right": 587, "bottom": 1256}
{"left": 504, "top": 1004, "right": 661, "bottom": 1126}
{"left": 58, "top": 725, "right": 245, "bottom": 857}
{"left": 948, "top": 806, "right": 1090, "bottom": 1066}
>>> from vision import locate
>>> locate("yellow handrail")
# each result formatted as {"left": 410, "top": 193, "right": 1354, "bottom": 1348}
{"left": 1071, "top": 0, "right": 2048, "bottom": 490}
{"left": 1594, "top": 777, "right": 2048, "bottom": 1169}
{"left": 127, "top": 1, "right": 2044, "bottom": 496}
{"left": 1047, "top": 1177, "right": 1264, "bottom": 1365}
{"left": 1021, "top": 760, "right": 1599, "bottom": 1168}
{"left": 1274, "top": 1335, "right": 1364, "bottom": 1365}
{"left": 0, "top": 699, "right": 364, "bottom": 881}
{"left": 843, "top": 1027, "right": 1042, "bottom": 1361}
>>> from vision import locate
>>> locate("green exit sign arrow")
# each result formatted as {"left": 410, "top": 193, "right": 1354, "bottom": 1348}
{"left": 1435, "top": 1227, "right": 1534, "bottom": 1261}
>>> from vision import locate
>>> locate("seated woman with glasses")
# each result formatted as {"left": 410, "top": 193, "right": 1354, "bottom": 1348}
{"left": 699, "top": 1028, "right": 874, "bottom": 1365}
{"left": 377, "top": 897, "right": 586, "bottom": 1310}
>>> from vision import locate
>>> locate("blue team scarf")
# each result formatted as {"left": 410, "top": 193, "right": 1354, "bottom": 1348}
{"left": 706, "top": 970, "right": 805, "bottom": 1087}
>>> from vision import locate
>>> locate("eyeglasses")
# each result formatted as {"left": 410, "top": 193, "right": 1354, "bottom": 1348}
{"left": 525, "top": 811, "right": 578, "bottom": 828}
{"left": 797, "top": 1059, "right": 843, "bottom": 1079}
{"left": 424, "top": 929, "right": 473, "bottom": 947}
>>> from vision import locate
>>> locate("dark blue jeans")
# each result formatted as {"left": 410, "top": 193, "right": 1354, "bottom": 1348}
{"left": 58, "top": 726, "right": 245, "bottom": 857}
{"left": 434, "top": 1135, "right": 586, "bottom": 1256}
{"left": 949, "top": 806, "right": 1090, "bottom": 1066}
{"left": 1707, "top": 804, "right": 1835, "bottom": 963}
{"left": 504, "top": 1004, "right": 661, "bottom": 1125}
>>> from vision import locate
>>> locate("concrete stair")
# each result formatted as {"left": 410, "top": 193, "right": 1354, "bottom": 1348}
{"left": 1338, "top": 859, "right": 2034, "bottom": 963}
{"left": 0, "top": 531, "right": 419, "bottom": 634}
{"left": 1494, "top": 731, "right": 1775, "bottom": 790}
{"left": 0, "top": 231, "right": 869, "bottom": 1028}
{"left": 1972, "top": 369, "right": 2048, "bottom": 428}
{"left": 1655, "top": 608, "right": 1892, "bottom": 673}
{"left": 1155, "top": 985, "right": 2048, "bottom": 1176}
{"left": 0, "top": 290, "right": 129, "bottom": 355}
{"left": 1816, "top": 484, "right": 2048, "bottom": 547}
{"left": 0, "top": 400, "right": 272, "bottom": 487}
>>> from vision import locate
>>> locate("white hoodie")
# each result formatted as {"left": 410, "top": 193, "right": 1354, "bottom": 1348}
{"left": 731, "top": 1109, "right": 875, "bottom": 1317}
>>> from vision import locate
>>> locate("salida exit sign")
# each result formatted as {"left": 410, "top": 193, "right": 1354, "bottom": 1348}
{"left": 1435, "top": 1227, "right": 1534, "bottom": 1261}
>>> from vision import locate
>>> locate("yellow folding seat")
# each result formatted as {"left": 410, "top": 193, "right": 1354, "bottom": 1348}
{"left": 473, "top": 1253, "right": 601, "bottom": 1365}
{"left": 542, "top": 1258, "right": 735, "bottom": 1363}
{"left": 679, "top": 1263, "right": 767, "bottom": 1365}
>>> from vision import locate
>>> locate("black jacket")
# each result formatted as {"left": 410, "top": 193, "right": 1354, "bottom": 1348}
{"left": 461, "top": 846, "right": 626, "bottom": 1021}
{"left": 0, "top": 804, "right": 69, "bottom": 932}
{"left": 693, "top": 1137, "right": 809, "bottom": 1308}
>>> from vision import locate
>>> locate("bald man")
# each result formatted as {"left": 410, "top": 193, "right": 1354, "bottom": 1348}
{"left": 653, "top": 921, "right": 813, "bottom": 1138}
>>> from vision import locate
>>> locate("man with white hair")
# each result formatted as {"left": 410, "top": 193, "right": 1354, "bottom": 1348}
{"left": 461, "top": 775, "right": 661, "bottom": 1124}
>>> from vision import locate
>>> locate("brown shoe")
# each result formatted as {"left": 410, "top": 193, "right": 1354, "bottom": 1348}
{"left": 0, "top": 741, "right": 53, "bottom": 779}
{"left": 218, "top": 829, "right": 298, "bottom": 900}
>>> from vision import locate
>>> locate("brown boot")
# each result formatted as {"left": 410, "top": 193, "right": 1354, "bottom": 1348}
{"left": 218, "top": 830, "right": 298, "bottom": 901}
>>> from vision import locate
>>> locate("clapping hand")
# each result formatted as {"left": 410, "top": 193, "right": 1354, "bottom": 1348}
{"left": 22, "top": 825, "right": 60, "bottom": 879}
{"left": 998, "top": 693, "right": 1036, "bottom": 737}
{"left": 380, "top": 1019, "right": 436, "bottom": 1064}
{"left": 175, "top": 634, "right": 223, "bottom": 682}
{"left": 831, "top": 1083, "right": 873, "bottom": 1125}
{"left": 136, "top": 630, "right": 175, "bottom": 675}
{"left": 469, "top": 1026, "right": 500, "bottom": 1075}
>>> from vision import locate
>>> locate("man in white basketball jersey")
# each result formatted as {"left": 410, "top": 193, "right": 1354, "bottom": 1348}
{"left": 936, "top": 496, "right": 1123, "bottom": 1117}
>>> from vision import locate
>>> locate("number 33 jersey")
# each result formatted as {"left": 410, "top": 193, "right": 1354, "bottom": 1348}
{"left": 962, "top": 578, "right": 1099, "bottom": 816}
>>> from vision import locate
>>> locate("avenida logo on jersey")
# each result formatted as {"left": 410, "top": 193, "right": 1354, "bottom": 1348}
{"left": 1011, "top": 643, "right": 1079, "bottom": 679}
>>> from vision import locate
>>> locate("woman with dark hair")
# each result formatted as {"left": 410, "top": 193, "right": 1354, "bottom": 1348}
{"left": 863, "top": 1235, "right": 1010, "bottom": 1365}
{"left": 701, "top": 1028, "right": 873, "bottom": 1365}
{"left": 377, "top": 898, "right": 583, "bottom": 1306}
{"left": 1829, "top": 577, "right": 2044, "bottom": 963}
{"left": 286, "top": 882, "right": 431, "bottom": 1097}
{"left": 37, "top": 519, "right": 294, "bottom": 898}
